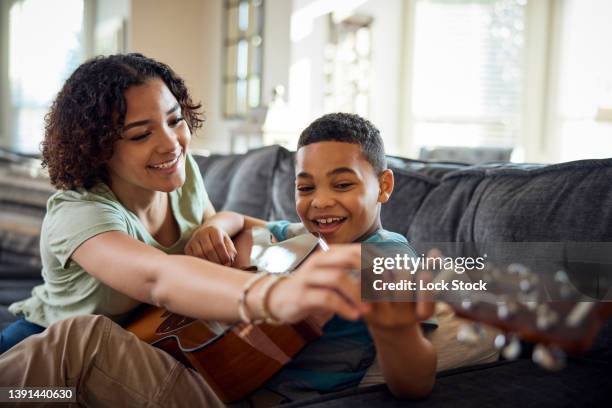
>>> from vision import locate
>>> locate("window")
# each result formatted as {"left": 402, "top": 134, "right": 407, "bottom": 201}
{"left": 410, "top": 0, "right": 527, "bottom": 151}
{"left": 1, "top": 0, "right": 86, "bottom": 154}
{"left": 323, "top": 14, "right": 372, "bottom": 117}
{"left": 223, "top": 0, "right": 264, "bottom": 118}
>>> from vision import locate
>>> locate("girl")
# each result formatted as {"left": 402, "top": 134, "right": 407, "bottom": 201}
{"left": 0, "top": 54, "right": 364, "bottom": 354}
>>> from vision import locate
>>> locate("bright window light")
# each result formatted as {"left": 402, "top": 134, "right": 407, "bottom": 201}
{"left": 8, "top": 0, "right": 84, "bottom": 154}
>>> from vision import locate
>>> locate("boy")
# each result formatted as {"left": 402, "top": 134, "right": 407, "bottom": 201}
{"left": 187, "top": 113, "right": 437, "bottom": 400}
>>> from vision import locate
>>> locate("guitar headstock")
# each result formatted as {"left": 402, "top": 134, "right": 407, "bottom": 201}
{"left": 360, "top": 242, "right": 612, "bottom": 370}
{"left": 433, "top": 262, "right": 612, "bottom": 355}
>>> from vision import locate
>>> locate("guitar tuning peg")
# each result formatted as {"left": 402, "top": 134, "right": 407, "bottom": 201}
{"left": 519, "top": 278, "right": 532, "bottom": 292}
{"left": 501, "top": 335, "right": 521, "bottom": 360}
{"left": 523, "top": 301, "right": 538, "bottom": 311}
{"left": 494, "top": 333, "right": 507, "bottom": 350}
{"left": 497, "top": 301, "right": 518, "bottom": 320}
{"left": 554, "top": 270, "right": 574, "bottom": 298}
{"left": 536, "top": 304, "right": 559, "bottom": 330}
{"left": 554, "top": 270, "right": 569, "bottom": 283}
{"left": 507, "top": 263, "right": 528, "bottom": 276}
{"left": 456, "top": 323, "right": 484, "bottom": 346}
{"left": 532, "top": 344, "right": 566, "bottom": 371}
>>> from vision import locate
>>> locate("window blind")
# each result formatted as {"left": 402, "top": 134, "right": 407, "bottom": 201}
{"left": 411, "top": 0, "right": 527, "bottom": 149}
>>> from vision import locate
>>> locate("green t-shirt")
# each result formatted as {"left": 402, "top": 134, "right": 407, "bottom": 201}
{"left": 9, "top": 153, "right": 208, "bottom": 327}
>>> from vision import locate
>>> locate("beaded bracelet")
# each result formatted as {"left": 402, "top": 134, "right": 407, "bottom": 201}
{"left": 260, "top": 274, "right": 288, "bottom": 325}
{"left": 237, "top": 272, "right": 268, "bottom": 324}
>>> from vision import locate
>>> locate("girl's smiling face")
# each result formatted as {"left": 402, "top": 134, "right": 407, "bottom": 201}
{"left": 295, "top": 141, "right": 393, "bottom": 244}
{"left": 106, "top": 78, "right": 191, "bottom": 197}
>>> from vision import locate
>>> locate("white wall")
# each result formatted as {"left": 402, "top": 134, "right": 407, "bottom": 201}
{"left": 130, "top": 0, "right": 292, "bottom": 153}
{"left": 0, "top": 1, "right": 10, "bottom": 148}
{"left": 550, "top": 0, "right": 612, "bottom": 162}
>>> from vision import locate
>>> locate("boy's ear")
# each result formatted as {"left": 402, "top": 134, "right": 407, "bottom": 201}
{"left": 377, "top": 169, "right": 394, "bottom": 204}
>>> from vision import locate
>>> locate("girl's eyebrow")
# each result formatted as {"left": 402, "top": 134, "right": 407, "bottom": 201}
{"left": 123, "top": 119, "right": 149, "bottom": 131}
{"left": 122, "top": 103, "right": 180, "bottom": 131}
{"left": 166, "top": 103, "right": 180, "bottom": 114}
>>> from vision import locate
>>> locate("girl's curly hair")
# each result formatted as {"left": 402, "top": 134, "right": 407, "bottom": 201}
{"left": 42, "top": 53, "right": 204, "bottom": 190}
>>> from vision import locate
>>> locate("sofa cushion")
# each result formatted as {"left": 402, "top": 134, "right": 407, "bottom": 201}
{"left": 0, "top": 278, "right": 41, "bottom": 306}
{"left": 463, "top": 159, "right": 612, "bottom": 242}
{"left": 381, "top": 168, "right": 440, "bottom": 237}
{"left": 407, "top": 169, "right": 486, "bottom": 242}
{"left": 386, "top": 156, "right": 468, "bottom": 180}
{"left": 194, "top": 146, "right": 283, "bottom": 219}
{"left": 0, "top": 163, "right": 54, "bottom": 272}
{"left": 268, "top": 147, "right": 299, "bottom": 222}
{"left": 0, "top": 305, "right": 18, "bottom": 330}
{"left": 283, "top": 359, "right": 612, "bottom": 407}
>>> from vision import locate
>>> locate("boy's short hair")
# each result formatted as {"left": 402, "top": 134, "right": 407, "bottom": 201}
{"left": 297, "top": 113, "right": 387, "bottom": 173}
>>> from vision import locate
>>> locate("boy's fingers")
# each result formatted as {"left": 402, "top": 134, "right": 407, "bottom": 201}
{"left": 302, "top": 287, "right": 360, "bottom": 321}
{"left": 416, "top": 270, "right": 435, "bottom": 320}
{"left": 307, "top": 245, "right": 361, "bottom": 270}
{"left": 304, "top": 268, "right": 361, "bottom": 306}
{"left": 416, "top": 300, "right": 435, "bottom": 321}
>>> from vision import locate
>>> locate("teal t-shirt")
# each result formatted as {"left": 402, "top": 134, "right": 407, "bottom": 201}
{"left": 9, "top": 153, "right": 208, "bottom": 327}
{"left": 263, "top": 221, "right": 436, "bottom": 400}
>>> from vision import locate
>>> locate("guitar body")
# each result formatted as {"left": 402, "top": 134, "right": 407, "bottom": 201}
{"left": 125, "top": 230, "right": 324, "bottom": 403}
{"left": 125, "top": 306, "right": 320, "bottom": 402}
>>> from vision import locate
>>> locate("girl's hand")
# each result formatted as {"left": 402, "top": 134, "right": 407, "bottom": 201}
{"left": 185, "top": 224, "right": 237, "bottom": 266}
{"left": 264, "top": 245, "right": 364, "bottom": 324}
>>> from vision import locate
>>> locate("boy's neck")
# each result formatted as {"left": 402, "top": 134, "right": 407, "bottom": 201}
{"left": 353, "top": 218, "right": 383, "bottom": 243}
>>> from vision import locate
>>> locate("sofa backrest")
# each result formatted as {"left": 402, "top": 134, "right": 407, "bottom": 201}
{"left": 195, "top": 146, "right": 612, "bottom": 244}
{"left": 408, "top": 160, "right": 612, "bottom": 243}
{"left": 194, "top": 146, "right": 466, "bottom": 231}
{"left": 0, "top": 160, "right": 54, "bottom": 278}
{"left": 3, "top": 146, "right": 611, "bottom": 271}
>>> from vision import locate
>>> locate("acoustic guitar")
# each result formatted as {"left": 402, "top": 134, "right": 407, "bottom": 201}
{"left": 126, "top": 235, "right": 612, "bottom": 400}
{"left": 124, "top": 231, "right": 325, "bottom": 403}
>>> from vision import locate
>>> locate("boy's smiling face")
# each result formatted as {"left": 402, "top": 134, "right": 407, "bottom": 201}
{"left": 295, "top": 141, "right": 393, "bottom": 244}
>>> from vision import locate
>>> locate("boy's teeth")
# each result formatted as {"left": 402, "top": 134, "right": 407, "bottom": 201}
{"left": 318, "top": 217, "right": 342, "bottom": 224}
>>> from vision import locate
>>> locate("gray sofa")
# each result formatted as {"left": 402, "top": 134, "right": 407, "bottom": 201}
{"left": 1, "top": 145, "right": 611, "bottom": 406}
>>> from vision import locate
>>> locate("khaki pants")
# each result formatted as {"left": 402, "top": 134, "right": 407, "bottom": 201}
{"left": 0, "top": 305, "right": 500, "bottom": 406}
{"left": 0, "top": 315, "right": 224, "bottom": 407}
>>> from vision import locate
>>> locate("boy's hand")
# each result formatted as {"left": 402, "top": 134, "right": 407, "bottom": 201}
{"left": 362, "top": 300, "right": 434, "bottom": 332}
{"left": 362, "top": 271, "right": 435, "bottom": 332}
{"left": 185, "top": 224, "right": 237, "bottom": 266}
